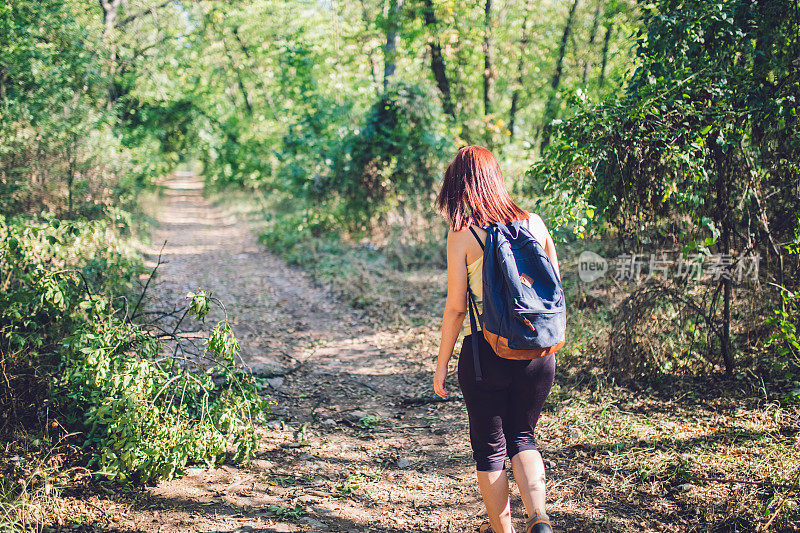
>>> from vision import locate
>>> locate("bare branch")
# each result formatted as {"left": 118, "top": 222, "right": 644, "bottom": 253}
{"left": 130, "top": 240, "right": 166, "bottom": 321}
{"left": 118, "top": 0, "right": 175, "bottom": 27}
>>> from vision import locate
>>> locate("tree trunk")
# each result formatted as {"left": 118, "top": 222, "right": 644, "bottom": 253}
{"left": 67, "top": 135, "right": 76, "bottom": 218}
{"left": 751, "top": 1, "right": 774, "bottom": 145}
{"left": 383, "top": 0, "right": 403, "bottom": 91}
{"left": 358, "top": 0, "right": 383, "bottom": 95}
{"left": 99, "top": 0, "right": 122, "bottom": 35}
{"left": 223, "top": 38, "right": 253, "bottom": 116}
{"left": 210, "top": 19, "right": 254, "bottom": 116}
{"left": 711, "top": 137, "right": 735, "bottom": 374}
{"left": 721, "top": 230, "right": 733, "bottom": 374}
{"left": 118, "top": 0, "right": 174, "bottom": 27}
{"left": 99, "top": 0, "right": 123, "bottom": 106}
{"left": 509, "top": 1, "right": 533, "bottom": 140}
{"left": 598, "top": 22, "right": 613, "bottom": 88}
{"left": 540, "top": 0, "right": 580, "bottom": 151}
{"left": 422, "top": 0, "right": 455, "bottom": 119}
{"left": 231, "top": 26, "right": 251, "bottom": 60}
{"left": 583, "top": 2, "right": 602, "bottom": 84}
{"left": 718, "top": 193, "right": 734, "bottom": 374}
{"left": 483, "top": 0, "right": 493, "bottom": 116}
{"left": 231, "top": 26, "right": 276, "bottom": 109}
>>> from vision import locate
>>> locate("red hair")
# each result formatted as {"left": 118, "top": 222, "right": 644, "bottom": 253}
{"left": 436, "top": 146, "right": 528, "bottom": 231}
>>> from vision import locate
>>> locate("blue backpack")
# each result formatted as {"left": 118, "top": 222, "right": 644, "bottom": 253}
{"left": 467, "top": 220, "right": 566, "bottom": 381}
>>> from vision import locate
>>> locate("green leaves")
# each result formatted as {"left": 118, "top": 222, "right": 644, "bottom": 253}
{"left": 59, "top": 284, "right": 266, "bottom": 483}
{"left": 207, "top": 320, "right": 241, "bottom": 364}
{"left": 357, "top": 414, "right": 380, "bottom": 430}
{"left": 267, "top": 503, "right": 306, "bottom": 519}
{"left": 766, "top": 286, "right": 800, "bottom": 403}
{"left": 321, "top": 82, "right": 451, "bottom": 232}
{"left": 7, "top": 236, "right": 20, "bottom": 253}
{"left": 1, "top": 215, "right": 267, "bottom": 485}
{"left": 535, "top": 0, "right": 799, "bottom": 246}
{"left": 187, "top": 290, "right": 211, "bottom": 321}
{"left": 529, "top": 0, "right": 799, "bottom": 381}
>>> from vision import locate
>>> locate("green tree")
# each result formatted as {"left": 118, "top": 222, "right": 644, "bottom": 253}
{"left": 535, "top": 0, "right": 800, "bottom": 373}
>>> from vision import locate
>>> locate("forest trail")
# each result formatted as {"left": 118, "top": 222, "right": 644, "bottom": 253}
{"left": 132, "top": 172, "right": 491, "bottom": 532}
{"left": 101, "top": 172, "right": 745, "bottom": 533}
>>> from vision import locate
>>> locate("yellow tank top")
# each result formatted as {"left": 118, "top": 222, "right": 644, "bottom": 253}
{"left": 466, "top": 255, "right": 483, "bottom": 335}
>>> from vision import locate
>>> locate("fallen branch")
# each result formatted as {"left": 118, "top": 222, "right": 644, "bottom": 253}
{"left": 130, "top": 240, "right": 166, "bottom": 321}
{"left": 760, "top": 493, "right": 789, "bottom": 532}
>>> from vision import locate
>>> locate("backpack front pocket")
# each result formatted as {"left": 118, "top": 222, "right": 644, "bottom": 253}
{"left": 509, "top": 310, "right": 566, "bottom": 349}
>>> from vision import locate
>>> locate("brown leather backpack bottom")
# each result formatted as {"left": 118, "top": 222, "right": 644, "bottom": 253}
{"left": 481, "top": 322, "right": 566, "bottom": 360}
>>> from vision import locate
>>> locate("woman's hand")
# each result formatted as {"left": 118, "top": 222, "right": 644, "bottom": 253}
{"left": 433, "top": 361, "right": 450, "bottom": 399}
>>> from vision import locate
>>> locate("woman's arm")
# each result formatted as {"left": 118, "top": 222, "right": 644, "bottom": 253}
{"left": 530, "top": 213, "right": 561, "bottom": 282}
{"left": 544, "top": 233, "right": 561, "bottom": 282}
{"left": 434, "top": 230, "right": 469, "bottom": 399}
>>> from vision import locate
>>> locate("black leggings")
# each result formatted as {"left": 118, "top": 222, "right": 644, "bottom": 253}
{"left": 457, "top": 333, "right": 556, "bottom": 472}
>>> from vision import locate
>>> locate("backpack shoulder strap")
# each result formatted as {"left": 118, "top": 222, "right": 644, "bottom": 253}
{"left": 466, "top": 223, "right": 485, "bottom": 382}
{"left": 468, "top": 225, "right": 485, "bottom": 251}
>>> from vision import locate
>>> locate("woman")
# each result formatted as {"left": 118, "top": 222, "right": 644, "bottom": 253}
{"left": 433, "top": 146, "right": 560, "bottom": 533}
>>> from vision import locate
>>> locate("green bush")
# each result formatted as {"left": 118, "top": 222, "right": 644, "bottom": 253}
{"left": 323, "top": 82, "right": 451, "bottom": 232}
{"left": 766, "top": 287, "right": 800, "bottom": 404}
{"left": 0, "top": 215, "right": 269, "bottom": 485}
{"left": 273, "top": 82, "right": 451, "bottom": 235}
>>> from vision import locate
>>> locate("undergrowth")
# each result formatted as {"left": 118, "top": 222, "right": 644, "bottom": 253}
{"left": 254, "top": 201, "right": 448, "bottom": 326}
{"left": 0, "top": 214, "right": 269, "bottom": 531}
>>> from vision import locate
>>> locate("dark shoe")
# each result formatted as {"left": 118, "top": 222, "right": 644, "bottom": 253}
{"left": 524, "top": 513, "right": 553, "bottom": 533}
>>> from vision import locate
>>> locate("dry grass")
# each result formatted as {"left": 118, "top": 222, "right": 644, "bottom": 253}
{"left": 0, "top": 427, "right": 90, "bottom": 532}
{"left": 537, "top": 369, "right": 800, "bottom": 530}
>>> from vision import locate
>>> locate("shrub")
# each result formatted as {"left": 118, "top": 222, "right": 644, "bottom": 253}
{"left": 0, "top": 215, "right": 268, "bottom": 486}
{"left": 317, "top": 82, "right": 451, "bottom": 232}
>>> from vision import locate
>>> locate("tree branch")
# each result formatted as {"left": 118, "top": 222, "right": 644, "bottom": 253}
{"left": 118, "top": 0, "right": 175, "bottom": 27}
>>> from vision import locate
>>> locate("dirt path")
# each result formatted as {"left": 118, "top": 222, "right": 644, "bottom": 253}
{"left": 130, "top": 173, "right": 495, "bottom": 532}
